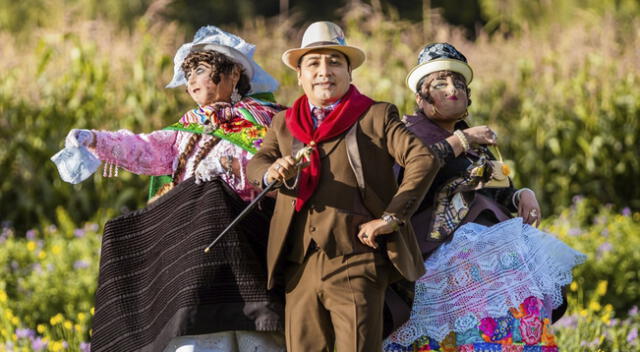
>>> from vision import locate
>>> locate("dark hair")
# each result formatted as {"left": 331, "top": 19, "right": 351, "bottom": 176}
{"left": 416, "top": 70, "right": 472, "bottom": 107}
{"left": 297, "top": 49, "right": 351, "bottom": 69}
{"left": 181, "top": 50, "right": 251, "bottom": 96}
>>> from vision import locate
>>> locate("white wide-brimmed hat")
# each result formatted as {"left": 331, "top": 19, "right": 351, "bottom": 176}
{"left": 167, "top": 25, "right": 279, "bottom": 94}
{"left": 282, "top": 21, "right": 365, "bottom": 70}
{"left": 406, "top": 42, "right": 473, "bottom": 93}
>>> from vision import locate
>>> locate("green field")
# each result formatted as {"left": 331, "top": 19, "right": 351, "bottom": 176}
{"left": 1, "top": 0, "right": 639, "bottom": 350}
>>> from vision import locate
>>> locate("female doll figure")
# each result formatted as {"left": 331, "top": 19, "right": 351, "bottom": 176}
{"left": 61, "top": 26, "right": 286, "bottom": 352}
{"left": 383, "top": 43, "right": 585, "bottom": 351}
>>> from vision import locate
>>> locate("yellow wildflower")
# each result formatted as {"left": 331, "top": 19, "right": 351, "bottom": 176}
{"left": 26, "top": 241, "right": 36, "bottom": 251}
{"left": 49, "top": 313, "right": 63, "bottom": 325}
{"left": 601, "top": 315, "right": 611, "bottom": 325}
{"left": 580, "top": 309, "right": 588, "bottom": 317}
{"left": 570, "top": 281, "right": 578, "bottom": 292}
{"left": 4, "top": 310, "right": 14, "bottom": 320}
{"left": 596, "top": 280, "right": 608, "bottom": 296}
{"left": 51, "top": 244, "right": 62, "bottom": 255}
{"left": 11, "top": 316, "right": 19, "bottom": 325}
{"left": 75, "top": 324, "right": 83, "bottom": 333}
{"left": 589, "top": 301, "right": 602, "bottom": 311}
{"left": 50, "top": 340, "right": 64, "bottom": 352}
{"left": 38, "top": 251, "right": 47, "bottom": 260}
{"left": 77, "top": 312, "right": 87, "bottom": 322}
{"left": 37, "top": 324, "right": 46, "bottom": 334}
{"left": 0, "top": 290, "right": 7, "bottom": 303}
{"left": 63, "top": 320, "right": 73, "bottom": 330}
{"left": 90, "top": 307, "right": 95, "bottom": 315}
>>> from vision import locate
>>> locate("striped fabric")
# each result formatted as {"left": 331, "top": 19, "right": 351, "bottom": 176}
{"left": 91, "top": 177, "right": 283, "bottom": 352}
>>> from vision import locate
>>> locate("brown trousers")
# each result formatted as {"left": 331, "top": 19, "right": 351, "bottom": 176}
{"left": 284, "top": 249, "right": 390, "bottom": 352}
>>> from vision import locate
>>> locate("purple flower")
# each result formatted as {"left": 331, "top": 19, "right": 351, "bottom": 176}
{"left": 26, "top": 229, "right": 37, "bottom": 240}
{"left": 597, "top": 242, "right": 613, "bottom": 258}
{"left": 31, "top": 263, "right": 42, "bottom": 273}
{"left": 80, "top": 342, "right": 91, "bottom": 352}
{"left": 627, "top": 327, "right": 638, "bottom": 343}
{"left": 74, "top": 229, "right": 86, "bottom": 238}
{"left": 568, "top": 227, "right": 582, "bottom": 236}
{"left": 15, "top": 328, "right": 35, "bottom": 339}
{"left": 572, "top": 195, "right": 584, "bottom": 204}
{"left": 87, "top": 223, "right": 99, "bottom": 232}
{"left": 629, "top": 305, "right": 638, "bottom": 317}
{"left": 600, "top": 228, "right": 609, "bottom": 237}
{"left": 31, "top": 337, "right": 48, "bottom": 351}
{"left": 74, "top": 260, "right": 90, "bottom": 269}
{"left": 622, "top": 207, "right": 632, "bottom": 216}
{"left": 554, "top": 315, "right": 578, "bottom": 329}
{"left": 47, "top": 224, "right": 58, "bottom": 233}
{"left": 10, "top": 260, "right": 19, "bottom": 270}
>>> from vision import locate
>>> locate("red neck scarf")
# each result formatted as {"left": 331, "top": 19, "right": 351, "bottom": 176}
{"left": 285, "top": 85, "right": 375, "bottom": 211}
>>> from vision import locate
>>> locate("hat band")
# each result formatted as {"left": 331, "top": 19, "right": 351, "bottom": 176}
{"left": 304, "top": 41, "right": 343, "bottom": 48}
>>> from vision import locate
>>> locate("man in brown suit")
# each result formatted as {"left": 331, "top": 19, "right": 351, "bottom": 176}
{"left": 247, "top": 21, "right": 440, "bottom": 351}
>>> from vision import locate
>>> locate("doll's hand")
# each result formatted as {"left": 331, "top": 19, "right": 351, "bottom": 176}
{"left": 194, "top": 156, "right": 225, "bottom": 184}
{"left": 518, "top": 189, "right": 542, "bottom": 227}
{"left": 463, "top": 125, "right": 497, "bottom": 146}
{"left": 65, "top": 129, "right": 96, "bottom": 148}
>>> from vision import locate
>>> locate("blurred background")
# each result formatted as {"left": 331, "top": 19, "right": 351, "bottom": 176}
{"left": 1, "top": 0, "right": 639, "bottom": 350}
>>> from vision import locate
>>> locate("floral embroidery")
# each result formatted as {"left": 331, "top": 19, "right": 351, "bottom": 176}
{"left": 541, "top": 319, "right": 556, "bottom": 346}
{"left": 522, "top": 296, "right": 543, "bottom": 316}
{"left": 440, "top": 332, "right": 457, "bottom": 352}
{"left": 479, "top": 318, "right": 497, "bottom": 341}
{"left": 519, "top": 314, "right": 543, "bottom": 345}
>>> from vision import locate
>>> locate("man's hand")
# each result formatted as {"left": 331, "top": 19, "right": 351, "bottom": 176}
{"left": 265, "top": 156, "right": 298, "bottom": 184}
{"left": 357, "top": 219, "right": 396, "bottom": 249}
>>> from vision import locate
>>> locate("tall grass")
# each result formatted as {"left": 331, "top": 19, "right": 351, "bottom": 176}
{"left": 1, "top": 1, "right": 639, "bottom": 227}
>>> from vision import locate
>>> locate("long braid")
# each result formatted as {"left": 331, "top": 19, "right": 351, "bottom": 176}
{"left": 191, "top": 136, "right": 222, "bottom": 175}
{"left": 172, "top": 133, "right": 202, "bottom": 185}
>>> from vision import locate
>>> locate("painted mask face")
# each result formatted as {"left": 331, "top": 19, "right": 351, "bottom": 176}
{"left": 186, "top": 62, "right": 235, "bottom": 106}
{"left": 419, "top": 72, "right": 469, "bottom": 120}
{"left": 297, "top": 49, "right": 351, "bottom": 107}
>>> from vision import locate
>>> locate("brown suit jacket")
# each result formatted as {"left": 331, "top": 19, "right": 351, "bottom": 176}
{"left": 247, "top": 102, "right": 440, "bottom": 289}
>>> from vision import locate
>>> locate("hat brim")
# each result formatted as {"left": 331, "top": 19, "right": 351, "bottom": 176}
{"left": 406, "top": 59, "right": 473, "bottom": 92}
{"left": 282, "top": 45, "right": 365, "bottom": 70}
{"left": 191, "top": 43, "right": 254, "bottom": 79}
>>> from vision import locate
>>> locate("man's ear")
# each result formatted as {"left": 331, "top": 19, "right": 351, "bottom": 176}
{"left": 348, "top": 67, "right": 352, "bottom": 82}
{"left": 296, "top": 67, "right": 302, "bottom": 86}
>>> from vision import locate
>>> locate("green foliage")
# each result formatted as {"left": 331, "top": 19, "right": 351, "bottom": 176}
{"left": 0, "top": 22, "right": 188, "bottom": 232}
{"left": 545, "top": 197, "right": 640, "bottom": 315}
{"left": 0, "top": 222, "right": 99, "bottom": 350}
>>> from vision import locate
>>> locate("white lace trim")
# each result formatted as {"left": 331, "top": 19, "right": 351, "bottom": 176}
{"left": 164, "top": 330, "right": 285, "bottom": 352}
{"left": 384, "top": 218, "right": 586, "bottom": 346}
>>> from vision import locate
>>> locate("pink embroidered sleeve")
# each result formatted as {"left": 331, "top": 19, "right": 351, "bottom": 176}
{"left": 91, "top": 129, "right": 180, "bottom": 176}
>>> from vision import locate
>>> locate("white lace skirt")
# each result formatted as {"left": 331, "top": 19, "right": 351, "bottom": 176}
{"left": 384, "top": 218, "right": 586, "bottom": 347}
{"left": 164, "top": 331, "right": 285, "bottom": 352}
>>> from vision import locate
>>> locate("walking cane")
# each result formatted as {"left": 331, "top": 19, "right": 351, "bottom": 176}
{"left": 204, "top": 146, "right": 312, "bottom": 253}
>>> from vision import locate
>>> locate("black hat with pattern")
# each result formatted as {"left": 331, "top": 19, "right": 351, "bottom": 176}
{"left": 406, "top": 42, "right": 473, "bottom": 93}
